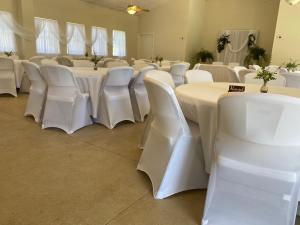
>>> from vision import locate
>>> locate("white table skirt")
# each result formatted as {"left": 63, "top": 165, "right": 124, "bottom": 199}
{"left": 72, "top": 67, "right": 138, "bottom": 119}
{"left": 176, "top": 82, "right": 300, "bottom": 172}
{"left": 14, "top": 60, "right": 29, "bottom": 88}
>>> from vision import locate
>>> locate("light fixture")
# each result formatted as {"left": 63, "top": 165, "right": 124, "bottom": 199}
{"left": 285, "top": 0, "right": 300, "bottom": 5}
{"left": 127, "top": 5, "right": 137, "bottom": 15}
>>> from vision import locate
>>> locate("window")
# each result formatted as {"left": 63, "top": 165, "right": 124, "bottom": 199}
{"left": 0, "top": 11, "right": 17, "bottom": 52}
{"left": 67, "top": 22, "right": 86, "bottom": 55}
{"left": 113, "top": 30, "right": 126, "bottom": 57}
{"left": 91, "top": 26, "right": 108, "bottom": 56}
{"left": 35, "top": 17, "right": 60, "bottom": 54}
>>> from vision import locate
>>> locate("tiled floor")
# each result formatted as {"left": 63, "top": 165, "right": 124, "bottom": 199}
{"left": 0, "top": 94, "right": 299, "bottom": 225}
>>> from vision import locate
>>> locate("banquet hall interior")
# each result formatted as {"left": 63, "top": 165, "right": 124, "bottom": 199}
{"left": 1, "top": 0, "right": 300, "bottom": 224}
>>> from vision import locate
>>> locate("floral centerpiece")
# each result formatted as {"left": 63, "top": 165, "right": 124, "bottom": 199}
{"left": 285, "top": 59, "right": 300, "bottom": 72}
{"left": 4, "top": 51, "right": 13, "bottom": 57}
{"left": 217, "top": 34, "right": 230, "bottom": 53}
{"left": 255, "top": 68, "right": 276, "bottom": 93}
{"left": 90, "top": 53, "right": 103, "bottom": 70}
{"left": 155, "top": 56, "right": 164, "bottom": 67}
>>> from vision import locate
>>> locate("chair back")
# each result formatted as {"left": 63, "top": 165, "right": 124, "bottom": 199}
{"left": 193, "top": 63, "right": 201, "bottom": 70}
{"left": 238, "top": 69, "right": 256, "bottom": 83}
{"left": 185, "top": 70, "right": 213, "bottom": 83}
{"left": 282, "top": 73, "right": 300, "bottom": 89}
{"left": 0, "top": 57, "right": 14, "bottom": 71}
{"left": 103, "top": 67, "right": 134, "bottom": 87}
{"left": 249, "top": 64, "right": 261, "bottom": 71}
{"left": 148, "top": 63, "right": 159, "bottom": 70}
{"left": 56, "top": 56, "right": 74, "bottom": 67}
{"left": 29, "top": 56, "right": 46, "bottom": 66}
{"left": 199, "top": 64, "right": 239, "bottom": 82}
{"left": 266, "top": 65, "right": 279, "bottom": 73}
{"left": 134, "top": 66, "right": 154, "bottom": 85}
{"left": 145, "top": 70, "right": 175, "bottom": 89}
{"left": 40, "top": 65, "right": 78, "bottom": 88}
{"left": 22, "top": 62, "right": 45, "bottom": 83}
{"left": 144, "top": 75, "right": 190, "bottom": 135}
{"left": 245, "top": 73, "right": 286, "bottom": 87}
{"left": 212, "top": 61, "right": 224, "bottom": 65}
{"left": 170, "top": 63, "right": 190, "bottom": 85}
{"left": 228, "top": 62, "right": 240, "bottom": 68}
{"left": 218, "top": 93, "right": 300, "bottom": 146}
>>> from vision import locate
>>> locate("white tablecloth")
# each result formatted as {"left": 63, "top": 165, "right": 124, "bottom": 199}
{"left": 176, "top": 82, "right": 300, "bottom": 172}
{"left": 281, "top": 72, "right": 300, "bottom": 89}
{"left": 14, "top": 59, "right": 29, "bottom": 88}
{"left": 72, "top": 60, "right": 94, "bottom": 67}
{"left": 72, "top": 67, "right": 139, "bottom": 119}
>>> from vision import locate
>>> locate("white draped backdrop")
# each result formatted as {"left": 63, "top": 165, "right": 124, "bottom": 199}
{"left": 218, "top": 30, "right": 258, "bottom": 65}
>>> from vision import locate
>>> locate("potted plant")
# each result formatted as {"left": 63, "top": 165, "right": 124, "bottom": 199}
{"left": 244, "top": 46, "right": 269, "bottom": 67}
{"left": 255, "top": 68, "right": 276, "bottom": 93}
{"left": 90, "top": 53, "right": 103, "bottom": 70}
{"left": 194, "top": 49, "right": 214, "bottom": 64}
{"left": 285, "top": 59, "right": 300, "bottom": 72}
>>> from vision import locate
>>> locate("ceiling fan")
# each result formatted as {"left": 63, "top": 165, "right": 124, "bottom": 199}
{"left": 285, "top": 0, "right": 300, "bottom": 5}
{"left": 126, "top": 0, "right": 150, "bottom": 15}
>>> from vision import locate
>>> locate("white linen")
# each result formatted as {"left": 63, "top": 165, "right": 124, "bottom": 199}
{"left": 198, "top": 64, "right": 239, "bottom": 82}
{"left": 176, "top": 83, "right": 300, "bottom": 172}
{"left": 72, "top": 59, "right": 94, "bottom": 68}
{"left": 67, "top": 22, "right": 86, "bottom": 56}
{"left": 92, "top": 26, "right": 108, "bottom": 56}
{"left": 13, "top": 59, "right": 28, "bottom": 88}
{"left": 112, "top": 30, "right": 126, "bottom": 57}
{"left": 281, "top": 72, "right": 300, "bottom": 89}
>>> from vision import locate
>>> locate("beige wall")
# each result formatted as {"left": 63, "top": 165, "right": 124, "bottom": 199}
{"left": 200, "top": 0, "right": 280, "bottom": 58}
{"left": 138, "top": 0, "right": 189, "bottom": 61}
{"left": 0, "top": 0, "right": 138, "bottom": 59}
{"left": 272, "top": 0, "right": 300, "bottom": 65}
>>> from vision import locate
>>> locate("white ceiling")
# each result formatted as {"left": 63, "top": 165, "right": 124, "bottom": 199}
{"left": 81, "top": 0, "right": 169, "bottom": 12}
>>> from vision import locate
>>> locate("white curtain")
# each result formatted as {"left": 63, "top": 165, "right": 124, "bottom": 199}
{"left": 218, "top": 30, "right": 258, "bottom": 65}
{"left": 67, "top": 22, "right": 86, "bottom": 55}
{"left": 0, "top": 11, "right": 17, "bottom": 52}
{"left": 91, "top": 26, "right": 108, "bottom": 56}
{"left": 35, "top": 17, "right": 60, "bottom": 54}
{"left": 113, "top": 30, "right": 126, "bottom": 57}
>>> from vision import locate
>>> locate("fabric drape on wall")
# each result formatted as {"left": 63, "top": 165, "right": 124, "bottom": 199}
{"left": 66, "top": 22, "right": 86, "bottom": 55}
{"left": 35, "top": 17, "right": 60, "bottom": 54}
{"left": 0, "top": 11, "right": 17, "bottom": 52}
{"left": 91, "top": 26, "right": 108, "bottom": 56}
{"left": 113, "top": 30, "right": 126, "bottom": 57}
{"left": 218, "top": 30, "right": 258, "bottom": 65}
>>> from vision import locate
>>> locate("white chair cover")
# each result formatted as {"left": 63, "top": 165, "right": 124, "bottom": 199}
{"left": 193, "top": 63, "right": 201, "bottom": 70}
{"left": 249, "top": 64, "right": 261, "bottom": 71}
{"left": 238, "top": 69, "right": 256, "bottom": 83}
{"left": 138, "top": 70, "right": 175, "bottom": 150}
{"left": 56, "top": 56, "right": 74, "bottom": 67}
{"left": 29, "top": 56, "right": 46, "bottom": 66}
{"left": 185, "top": 70, "right": 213, "bottom": 84}
{"left": 170, "top": 63, "right": 190, "bottom": 86}
{"left": 40, "top": 65, "right": 92, "bottom": 134}
{"left": 41, "top": 59, "right": 59, "bottom": 65}
{"left": 129, "top": 66, "right": 154, "bottom": 122}
{"left": 198, "top": 64, "right": 239, "bottom": 82}
{"left": 282, "top": 73, "right": 300, "bottom": 89}
{"left": 106, "top": 60, "right": 129, "bottom": 68}
{"left": 245, "top": 73, "right": 286, "bottom": 86}
{"left": 202, "top": 93, "right": 300, "bottom": 225}
{"left": 228, "top": 62, "right": 240, "bottom": 68}
{"left": 96, "top": 66, "right": 134, "bottom": 129}
{"left": 137, "top": 74, "right": 208, "bottom": 199}
{"left": 266, "top": 65, "right": 280, "bottom": 73}
{"left": 22, "top": 62, "right": 47, "bottom": 122}
{"left": 0, "top": 57, "right": 17, "bottom": 97}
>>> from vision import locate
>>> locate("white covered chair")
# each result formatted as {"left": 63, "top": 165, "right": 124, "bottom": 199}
{"left": 106, "top": 60, "right": 129, "bottom": 68}
{"left": 282, "top": 73, "right": 300, "bottom": 89}
{"left": 40, "top": 65, "right": 92, "bottom": 134}
{"left": 129, "top": 66, "right": 154, "bottom": 122}
{"left": 266, "top": 65, "right": 280, "bottom": 73}
{"left": 245, "top": 73, "right": 286, "bottom": 86}
{"left": 0, "top": 57, "right": 17, "bottom": 97}
{"left": 249, "top": 64, "right": 261, "bottom": 71}
{"left": 170, "top": 62, "right": 190, "bottom": 86}
{"left": 193, "top": 63, "right": 201, "bottom": 70}
{"left": 139, "top": 70, "right": 175, "bottom": 150}
{"left": 185, "top": 70, "right": 213, "bottom": 84}
{"left": 228, "top": 62, "right": 240, "bottom": 68}
{"left": 96, "top": 66, "right": 135, "bottom": 129}
{"left": 22, "top": 62, "right": 47, "bottom": 122}
{"left": 238, "top": 69, "right": 255, "bottom": 83}
{"left": 29, "top": 56, "right": 46, "bottom": 66}
{"left": 202, "top": 93, "right": 300, "bottom": 225}
{"left": 56, "top": 56, "right": 74, "bottom": 67}
{"left": 137, "top": 74, "right": 208, "bottom": 199}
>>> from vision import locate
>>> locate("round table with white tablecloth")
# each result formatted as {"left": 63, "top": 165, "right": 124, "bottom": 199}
{"left": 71, "top": 67, "right": 139, "bottom": 119}
{"left": 176, "top": 82, "right": 300, "bottom": 172}
{"left": 13, "top": 59, "right": 29, "bottom": 88}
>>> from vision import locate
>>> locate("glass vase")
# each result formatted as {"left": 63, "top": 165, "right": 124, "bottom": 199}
{"left": 94, "top": 65, "right": 98, "bottom": 71}
{"left": 260, "top": 81, "right": 268, "bottom": 93}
